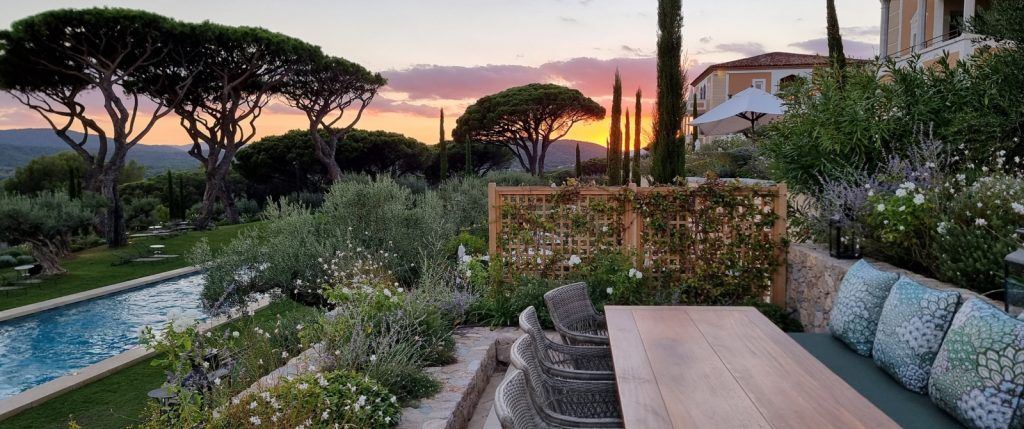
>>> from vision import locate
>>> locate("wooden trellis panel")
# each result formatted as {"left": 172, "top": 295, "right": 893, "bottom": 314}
{"left": 487, "top": 182, "right": 789, "bottom": 305}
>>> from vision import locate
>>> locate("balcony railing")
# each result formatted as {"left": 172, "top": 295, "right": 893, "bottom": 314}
{"left": 891, "top": 29, "right": 965, "bottom": 59}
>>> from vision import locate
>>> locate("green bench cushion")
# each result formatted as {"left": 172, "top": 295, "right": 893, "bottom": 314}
{"left": 790, "top": 332, "right": 963, "bottom": 429}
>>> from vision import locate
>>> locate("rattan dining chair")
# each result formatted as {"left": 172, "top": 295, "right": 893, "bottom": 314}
{"left": 543, "top": 282, "right": 609, "bottom": 346}
{"left": 510, "top": 334, "right": 623, "bottom": 428}
{"left": 495, "top": 369, "right": 548, "bottom": 429}
{"left": 519, "top": 306, "right": 615, "bottom": 381}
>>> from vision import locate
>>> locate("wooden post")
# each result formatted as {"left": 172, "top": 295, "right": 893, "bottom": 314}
{"left": 770, "top": 183, "right": 788, "bottom": 307}
{"left": 488, "top": 183, "right": 499, "bottom": 256}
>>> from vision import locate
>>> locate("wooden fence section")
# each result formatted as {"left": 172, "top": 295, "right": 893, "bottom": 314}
{"left": 487, "top": 182, "right": 789, "bottom": 306}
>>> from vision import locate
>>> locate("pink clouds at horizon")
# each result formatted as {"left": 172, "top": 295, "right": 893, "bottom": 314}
{"left": 0, "top": 35, "right": 872, "bottom": 146}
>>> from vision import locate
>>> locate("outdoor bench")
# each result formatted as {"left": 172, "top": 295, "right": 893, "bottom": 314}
{"left": 790, "top": 333, "right": 963, "bottom": 429}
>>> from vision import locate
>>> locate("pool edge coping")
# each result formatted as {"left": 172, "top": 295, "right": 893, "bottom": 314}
{"left": 0, "top": 296, "right": 271, "bottom": 422}
{"left": 0, "top": 265, "right": 203, "bottom": 323}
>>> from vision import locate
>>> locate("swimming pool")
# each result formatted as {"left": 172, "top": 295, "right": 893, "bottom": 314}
{"left": 0, "top": 273, "right": 208, "bottom": 399}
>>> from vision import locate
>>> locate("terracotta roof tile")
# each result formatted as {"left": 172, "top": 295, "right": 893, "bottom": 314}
{"left": 690, "top": 52, "right": 845, "bottom": 86}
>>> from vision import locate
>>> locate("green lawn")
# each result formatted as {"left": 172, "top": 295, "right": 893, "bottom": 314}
{"left": 0, "top": 299, "right": 317, "bottom": 429}
{"left": 0, "top": 223, "right": 258, "bottom": 312}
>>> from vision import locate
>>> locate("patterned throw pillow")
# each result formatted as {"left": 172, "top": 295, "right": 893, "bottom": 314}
{"left": 929, "top": 298, "right": 1024, "bottom": 429}
{"left": 828, "top": 259, "right": 900, "bottom": 356}
{"left": 872, "top": 277, "right": 959, "bottom": 393}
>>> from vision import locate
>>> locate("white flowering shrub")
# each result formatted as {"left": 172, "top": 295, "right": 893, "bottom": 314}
{"left": 137, "top": 303, "right": 320, "bottom": 428}
{"left": 219, "top": 370, "right": 400, "bottom": 428}
{"left": 825, "top": 140, "right": 1024, "bottom": 292}
{"left": 931, "top": 173, "right": 1024, "bottom": 291}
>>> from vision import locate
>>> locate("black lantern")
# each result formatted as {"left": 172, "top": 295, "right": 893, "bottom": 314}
{"left": 829, "top": 216, "right": 861, "bottom": 259}
{"left": 1004, "top": 228, "right": 1024, "bottom": 312}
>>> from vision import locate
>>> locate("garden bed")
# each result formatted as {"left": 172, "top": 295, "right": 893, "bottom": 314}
{"left": 237, "top": 327, "right": 519, "bottom": 429}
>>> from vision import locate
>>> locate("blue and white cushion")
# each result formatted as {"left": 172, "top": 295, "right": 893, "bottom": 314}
{"left": 828, "top": 259, "right": 900, "bottom": 356}
{"left": 929, "top": 298, "right": 1024, "bottom": 429}
{"left": 872, "top": 277, "right": 959, "bottom": 393}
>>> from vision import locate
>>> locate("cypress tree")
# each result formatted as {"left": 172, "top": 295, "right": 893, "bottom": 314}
{"left": 826, "top": 0, "right": 847, "bottom": 76}
{"left": 575, "top": 143, "right": 582, "bottom": 178}
{"left": 439, "top": 109, "right": 448, "bottom": 180}
{"left": 691, "top": 93, "right": 699, "bottom": 150}
{"left": 607, "top": 69, "right": 623, "bottom": 185}
{"left": 622, "top": 109, "right": 631, "bottom": 184}
{"left": 178, "top": 176, "right": 186, "bottom": 220}
{"left": 166, "top": 170, "right": 174, "bottom": 218}
{"left": 651, "top": 0, "right": 685, "bottom": 183}
{"left": 632, "top": 89, "right": 642, "bottom": 185}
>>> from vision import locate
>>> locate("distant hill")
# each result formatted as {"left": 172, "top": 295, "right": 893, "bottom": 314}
{"left": 531, "top": 139, "right": 606, "bottom": 171}
{"left": 0, "top": 128, "right": 197, "bottom": 178}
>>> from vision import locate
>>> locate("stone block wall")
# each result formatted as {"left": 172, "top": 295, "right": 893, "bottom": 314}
{"left": 785, "top": 243, "right": 989, "bottom": 333}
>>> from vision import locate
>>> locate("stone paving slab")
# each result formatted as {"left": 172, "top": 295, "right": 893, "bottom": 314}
{"left": 398, "top": 327, "right": 519, "bottom": 429}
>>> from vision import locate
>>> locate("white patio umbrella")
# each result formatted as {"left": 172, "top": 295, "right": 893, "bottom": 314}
{"left": 691, "top": 87, "right": 786, "bottom": 136}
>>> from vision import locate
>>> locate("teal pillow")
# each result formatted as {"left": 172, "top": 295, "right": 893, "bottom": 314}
{"left": 829, "top": 259, "right": 900, "bottom": 356}
{"left": 872, "top": 277, "right": 959, "bottom": 393}
{"left": 929, "top": 298, "right": 1024, "bottom": 429}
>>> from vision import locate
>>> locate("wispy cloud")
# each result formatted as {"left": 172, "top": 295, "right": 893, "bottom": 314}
{"left": 789, "top": 38, "right": 877, "bottom": 58}
{"left": 713, "top": 42, "right": 767, "bottom": 57}
{"left": 841, "top": 25, "right": 881, "bottom": 39}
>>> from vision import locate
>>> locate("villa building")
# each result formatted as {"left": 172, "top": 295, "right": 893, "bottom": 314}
{"left": 687, "top": 52, "right": 830, "bottom": 146}
{"left": 880, "top": 0, "right": 993, "bottom": 66}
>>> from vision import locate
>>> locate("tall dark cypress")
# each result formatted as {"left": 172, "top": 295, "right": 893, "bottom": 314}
{"left": 622, "top": 109, "right": 631, "bottom": 184}
{"left": 178, "top": 176, "right": 186, "bottom": 220}
{"left": 166, "top": 170, "right": 175, "bottom": 218}
{"left": 439, "top": 109, "right": 448, "bottom": 180}
{"left": 691, "top": 93, "right": 699, "bottom": 150}
{"left": 826, "top": 0, "right": 847, "bottom": 73}
{"left": 575, "top": 143, "right": 582, "bottom": 178}
{"left": 607, "top": 69, "right": 623, "bottom": 185}
{"left": 632, "top": 89, "right": 642, "bottom": 185}
{"left": 651, "top": 0, "right": 685, "bottom": 183}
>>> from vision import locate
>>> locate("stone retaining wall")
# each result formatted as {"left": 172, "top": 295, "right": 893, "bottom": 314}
{"left": 785, "top": 243, "right": 989, "bottom": 333}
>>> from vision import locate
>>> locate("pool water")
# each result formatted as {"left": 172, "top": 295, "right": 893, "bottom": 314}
{"left": 0, "top": 274, "right": 208, "bottom": 398}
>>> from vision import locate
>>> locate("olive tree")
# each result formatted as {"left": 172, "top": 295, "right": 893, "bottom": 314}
{"left": 282, "top": 55, "right": 386, "bottom": 182}
{"left": 0, "top": 192, "right": 93, "bottom": 275}
{"left": 0, "top": 9, "right": 193, "bottom": 246}
{"left": 453, "top": 83, "right": 605, "bottom": 176}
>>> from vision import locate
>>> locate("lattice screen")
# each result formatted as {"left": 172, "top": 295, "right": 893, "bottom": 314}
{"left": 488, "top": 183, "right": 789, "bottom": 305}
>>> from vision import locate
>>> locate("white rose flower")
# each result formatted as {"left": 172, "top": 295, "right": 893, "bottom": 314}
{"left": 606, "top": 287, "right": 614, "bottom": 295}
{"left": 567, "top": 255, "right": 582, "bottom": 266}
{"left": 895, "top": 188, "right": 908, "bottom": 197}
{"left": 876, "top": 203, "right": 886, "bottom": 212}
{"left": 1012, "top": 202, "right": 1024, "bottom": 215}
{"left": 976, "top": 218, "right": 988, "bottom": 226}
{"left": 913, "top": 194, "right": 925, "bottom": 205}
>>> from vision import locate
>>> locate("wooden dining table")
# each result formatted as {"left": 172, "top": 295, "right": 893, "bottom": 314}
{"left": 606, "top": 306, "right": 899, "bottom": 429}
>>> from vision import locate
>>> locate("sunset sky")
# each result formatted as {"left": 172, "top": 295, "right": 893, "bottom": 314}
{"left": 0, "top": 0, "right": 882, "bottom": 146}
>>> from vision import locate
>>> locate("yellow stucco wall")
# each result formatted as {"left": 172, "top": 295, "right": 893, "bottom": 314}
{"left": 727, "top": 71, "right": 773, "bottom": 96}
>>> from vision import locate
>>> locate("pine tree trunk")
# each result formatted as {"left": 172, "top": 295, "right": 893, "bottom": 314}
{"left": 81, "top": 163, "right": 128, "bottom": 248}
{"left": 196, "top": 151, "right": 240, "bottom": 228}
